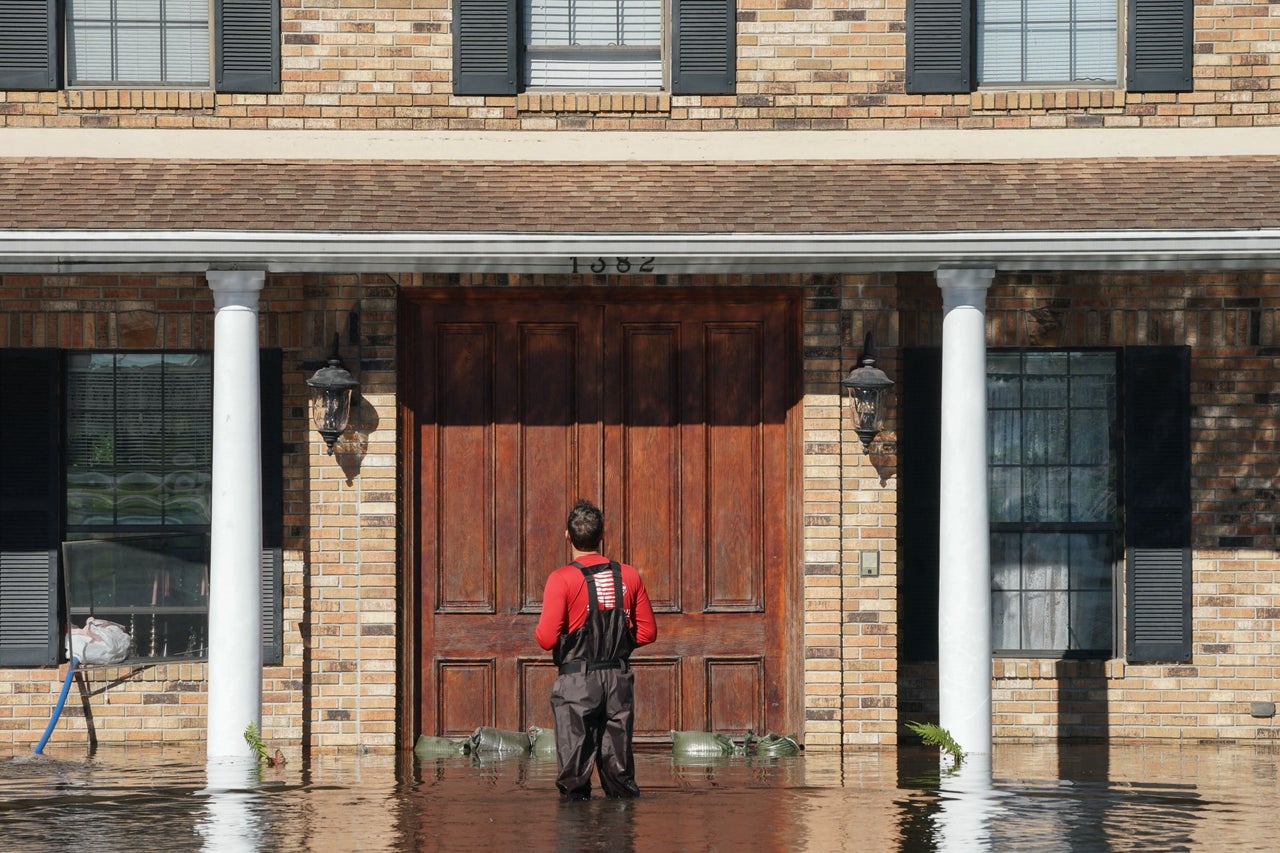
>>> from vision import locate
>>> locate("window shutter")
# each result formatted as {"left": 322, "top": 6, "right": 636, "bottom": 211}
{"left": 1127, "top": 0, "right": 1193, "bottom": 93}
{"left": 899, "top": 348, "right": 942, "bottom": 661}
{"left": 259, "top": 349, "right": 283, "bottom": 666}
{"left": 0, "top": 0, "right": 58, "bottom": 90}
{"left": 671, "top": 0, "right": 736, "bottom": 95}
{"left": 216, "top": 0, "right": 281, "bottom": 94}
{"left": 906, "top": 0, "right": 973, "bottom": 94}
{"left": 1124, "top": 346, "right": 1192, "bottom": 663}
{"left": 453, "top": 0, "right": 518, "bottom": 95}
{"left": 0, "top": 350, "right": 62, "bottom": 666}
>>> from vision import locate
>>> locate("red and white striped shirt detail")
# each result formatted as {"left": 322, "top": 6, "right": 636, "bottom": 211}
{"left": 592, "top": 571, "right": 620, "bottom": 609}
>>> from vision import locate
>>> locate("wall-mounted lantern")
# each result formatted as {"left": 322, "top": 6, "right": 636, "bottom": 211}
{"left": 841, "top": 332, "right": 894, "bottom": 451}
{"left": 306, "top": 334, "right": 359, "bottom": 455}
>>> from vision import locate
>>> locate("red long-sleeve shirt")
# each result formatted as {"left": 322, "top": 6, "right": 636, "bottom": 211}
{"left": 535, "top": 554, "right": 657, "bottom": 652}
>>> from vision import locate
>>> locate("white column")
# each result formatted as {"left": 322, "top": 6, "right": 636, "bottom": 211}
{"left": 206, "top": 270, "right": 265, "bottom": 762}
{"left": 936, "top": 266, "right": 995, "bottom": 758}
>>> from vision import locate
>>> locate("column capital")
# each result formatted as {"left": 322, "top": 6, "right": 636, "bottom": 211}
{"left": 936, "top": 266, "right": 995, "bottom": 312}
{"left": 206, "top": 270, "right": 265, "bottom": 311}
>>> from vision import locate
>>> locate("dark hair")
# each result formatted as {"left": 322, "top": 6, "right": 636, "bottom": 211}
{"left": 566, "top": 499, "right": 604, "bottom": 550}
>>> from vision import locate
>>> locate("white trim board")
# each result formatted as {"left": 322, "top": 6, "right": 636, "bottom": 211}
{"left": 2, "top": 127, "right": 1280, "bottom": 162}
{"left": 3, "top": 228, "right": 1280, "bottom": 274}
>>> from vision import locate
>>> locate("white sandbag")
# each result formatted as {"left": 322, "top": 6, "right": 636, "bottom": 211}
{"left": 66, "top": 617, "right": 131, "bottom": 665}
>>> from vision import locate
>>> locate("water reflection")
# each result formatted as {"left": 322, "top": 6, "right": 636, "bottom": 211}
{"left": 2, "top": 743, "right": 1279, "bottom": 851}
{"left": 198, "top": 758, "right": 264, "bottom": 853}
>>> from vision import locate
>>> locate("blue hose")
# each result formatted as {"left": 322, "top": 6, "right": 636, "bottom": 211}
{"left": 34, "top": 656, "right": 79, "bottom": 755}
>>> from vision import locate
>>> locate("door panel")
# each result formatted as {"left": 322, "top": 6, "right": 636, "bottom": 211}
{"left": 410, "top": 291, "right": 793, "bottom": 741}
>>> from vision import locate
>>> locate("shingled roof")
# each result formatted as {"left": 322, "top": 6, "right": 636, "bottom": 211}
{"left": 3, "top": 156, "right": 1279, "bottom": 235}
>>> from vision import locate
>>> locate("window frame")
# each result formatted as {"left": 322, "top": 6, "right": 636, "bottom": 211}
{"left": 987, "top": 347, "right": 1122, "bottom": 659}
{"left": 520, "top": 0, "right": 666, "bottom": 92}
{"left": 975, "top": 0, "right": 1123, "bottom": 88}
{"left": 65, "top": 0, "right": 214, "bottom": 89}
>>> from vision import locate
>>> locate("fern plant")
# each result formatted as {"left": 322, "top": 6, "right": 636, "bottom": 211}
{"left": 244, "top": 722, "right": 270, "bottom": 765}
{"left": 904, "top": 720, "right": 964, "bottom": 767}
{"left": 244, "top": 722, "right": 286, "bottom": 768}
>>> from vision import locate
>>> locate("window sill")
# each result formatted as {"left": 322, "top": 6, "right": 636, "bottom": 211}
{"left": 516, "top": 92, "right": 671, "bottom": 115}
{"left": 59, "top": 89, "right": 216, "bottom": 111}
{"left": 971, "top": 89, "right": 1126, "bottom": 112}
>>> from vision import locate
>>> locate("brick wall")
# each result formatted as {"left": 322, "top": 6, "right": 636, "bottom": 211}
{"left": 1, "top": 0, "right": 1277, "bottom": 130}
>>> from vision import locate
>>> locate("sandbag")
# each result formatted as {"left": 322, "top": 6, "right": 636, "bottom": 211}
{"left": 413, "top": 735, "right": 471, "bottom": 757}
{"left": 470, "top": 726, "right": 532, "bottom": 754}
{"left": 528, "top": 725, "right": 558, "bottom": 758}
{"left": 754, "top": 732, "right": 802, "bottom": 758}
{"left": 670, "top": 730, "right": 736, "bottom": 757}
{"left": 66, "top": 617, "right": 131, "bottom": 665}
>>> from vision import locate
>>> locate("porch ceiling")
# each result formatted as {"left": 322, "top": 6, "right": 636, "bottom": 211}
{"left": 3, "top": 156, "right": 1280, "bottom": 273}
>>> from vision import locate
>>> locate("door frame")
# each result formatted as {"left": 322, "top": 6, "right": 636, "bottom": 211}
{"left": 396, "top": 286, "right": 804, "bottom": 750}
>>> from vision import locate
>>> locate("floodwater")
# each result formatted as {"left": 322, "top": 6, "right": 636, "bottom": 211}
{"left": 1, "top": 742, "right": 1278, "bottom": 851}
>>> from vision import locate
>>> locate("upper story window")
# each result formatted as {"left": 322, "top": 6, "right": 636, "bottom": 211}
{"left": 0, "top": 1, "right": 278, "bottom": 93}
{"left": 66, "top": 0, "right": 211, "bottom": 87}
{"left": 453, "top": 0, "right": 735, "bottom": 96}
{"left": 976, "top": 0, "right": 1118, "bottom": 86}
{"left": 523, "top": 0, "right": 663, "bottom": 89}
{"left": 905, "top": 0, "right": 1192, "bottom": 94}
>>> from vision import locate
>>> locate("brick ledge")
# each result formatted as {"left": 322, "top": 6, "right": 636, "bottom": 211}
{"left": 60, "top": 90, "right": 216, "bottom": 111}
{"left": 516, "top": 92, "right": 671, "bottom": 114}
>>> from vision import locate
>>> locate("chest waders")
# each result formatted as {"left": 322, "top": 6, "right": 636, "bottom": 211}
{"left": 550, "top": 560, "right": 641, "bottom": 799}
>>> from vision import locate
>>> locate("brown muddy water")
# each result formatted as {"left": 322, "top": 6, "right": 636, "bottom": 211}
{"left": 1, "top": 742, "right": 1278, "bottom": 851}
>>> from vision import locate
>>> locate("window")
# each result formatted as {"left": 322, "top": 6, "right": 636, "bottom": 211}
{"left": 899, "top": 346, "right": 1191, "bottom": 665}
{"left": 523, "top": 0, "right": 663, "bottom": 89}
{"left": 0, "top": 348, "right": 283, "bottom": 667}
{"left": 0, "top": 0, "right": 278, "bottom": 93}
{"left": 62, "top": 354, "right": 214, "bottom": 659}
{"left": 988, "top": 351, "right": 1118, "bottom": 655}
{"left": 66, "top": 0, "right": 211, "bottom": 87}
{"left": 977, "top": 0, "right": 1118, "bottom": 86}
{"left": 905, "top": 0, "right": 1193, "bottom": 94}
{"left": 452, "top": 0, "right": 735, "bottom": 96}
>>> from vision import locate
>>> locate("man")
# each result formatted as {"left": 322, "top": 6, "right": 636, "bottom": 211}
{"left": 535, "top": 499, "right": 657, "bottom": 800}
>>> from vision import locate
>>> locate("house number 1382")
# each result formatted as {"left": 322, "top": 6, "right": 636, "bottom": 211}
{"left": 570, "top": 257, "right": 655, "bottom": 274}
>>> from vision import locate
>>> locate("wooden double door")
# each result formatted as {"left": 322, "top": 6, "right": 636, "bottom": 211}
{"left": 403, "top": 289, "right": 798, "bottom": 743}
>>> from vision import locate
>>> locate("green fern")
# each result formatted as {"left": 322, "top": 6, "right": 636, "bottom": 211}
{"left": 904, "top": 720, "right": 964, "bottom": 766}
{"left": 244, "top": 722, "right": 270, "bottom": 765}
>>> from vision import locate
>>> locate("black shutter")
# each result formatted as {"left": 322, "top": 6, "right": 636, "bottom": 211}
{"left": 216, "top": 0, "right": 281, "bottom": 94}
{"left": 453, "top": 0, "right": 518, "bottom": 95}
{"left": 0, "top": 0, "right": 58, "bottom": 90}
{"left": 899, "top": 348, "right": 942, "bottom": 661}
{"left": 906, "top": 0, "right": 973, "bottom": 94}
{"left": 260, "top": 349, "right": 283, "bottom": 665}
{"left": 671, "top": 0, "right": 736, "bottom": 95}
{"left": 0, "top": 350, "right": 62, "bottom": 666}
{"left": 1124, "top": 346, "right": 1192, "bottom": 663}
{"left": 1128, "top": 0, "right": 1193, "bottom": 93}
